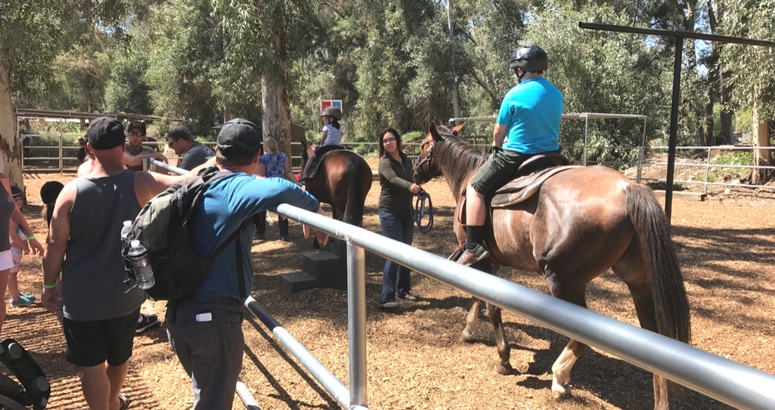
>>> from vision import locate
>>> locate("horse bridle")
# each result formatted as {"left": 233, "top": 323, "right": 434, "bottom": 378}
{"left": 415, "top": 137, "right": 436, "bottom": 183}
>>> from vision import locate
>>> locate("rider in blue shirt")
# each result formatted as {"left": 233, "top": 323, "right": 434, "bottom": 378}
{"left": 456, "top": 44, "right": 564, "bottom": 266}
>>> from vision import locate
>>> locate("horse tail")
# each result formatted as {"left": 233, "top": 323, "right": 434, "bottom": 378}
{"left": 625, "top": 183, "right": 691, "bottom": 344}
{"left": 343, "top": 156, "right": 365, "bottom": 226}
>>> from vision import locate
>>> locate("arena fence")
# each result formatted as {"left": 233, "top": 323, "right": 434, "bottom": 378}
{"left": 275, "top": 203, "right": 775, "bottom": 410}
{"left": 151, "top": 158, "right": 775, "bottom": 409}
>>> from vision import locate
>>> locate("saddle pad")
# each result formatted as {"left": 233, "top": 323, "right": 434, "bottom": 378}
{"left": 308, "top": 145, "right": 348, "bottom": 179}
{"left": 491, "top": 165, "right": 579, "bottom": 208}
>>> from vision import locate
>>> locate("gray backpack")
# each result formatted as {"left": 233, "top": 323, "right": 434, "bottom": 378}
{"left": 122, "top": 166, "right": 248, "bottom": 300}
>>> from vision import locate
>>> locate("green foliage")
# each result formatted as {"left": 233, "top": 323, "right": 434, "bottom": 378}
{"left": 708, "top": 150, "right": 753, "bottom": 181}
{"left": 402, "top": 131, "right": 425, "bottom": 143}
{"left": 719, "top": 0, "right": 775, "bottom": 118}
{"left": 524, "top": 4, "right": 669, "bottom": 162}
{"left": 105, "top": 51, "right": 153, "bottom": 114}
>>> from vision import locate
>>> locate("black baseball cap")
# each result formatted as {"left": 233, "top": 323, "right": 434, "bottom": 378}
{"left": 10, "top": 185, "right": 23, "bottom": 198}
{"left": 127, "top": 120, "right": 146, "bottom": 134}
{"left": 216, "top": 118, "right": 262, "bottom": 159}
{"left": 167, "top": 125, "right": 194, "bottom": 141}
{"left": 86, "top": 117, "right": 126, "bottom": 150}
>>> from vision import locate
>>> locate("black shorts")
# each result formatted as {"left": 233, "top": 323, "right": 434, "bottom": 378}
{"left": 62, "top": 307, "right": 141, "bottom": 367}
{"left": 470, "top": 148, "right": 533, "bottom": 194}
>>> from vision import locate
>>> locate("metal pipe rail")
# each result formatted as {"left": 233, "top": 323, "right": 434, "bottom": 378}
{"left": 243, "top": 297, "right": 368, "bottom": 410}
{"left": 275, "top": 203, "right": 775, "bottom": 410}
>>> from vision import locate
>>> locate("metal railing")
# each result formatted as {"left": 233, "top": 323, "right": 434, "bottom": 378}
{"left": 272, "top": 203, "right": 775, "bottom": 410}
{"left": 151, "top": 157, "right": 775, "bottom": 409}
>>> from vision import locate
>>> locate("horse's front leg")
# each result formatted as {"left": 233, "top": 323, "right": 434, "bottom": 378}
{"left": 486, "top": 302, "right": 514, "bottom": 375}
{"left": 461, "top": 297, "right": 480, "bottom": 343}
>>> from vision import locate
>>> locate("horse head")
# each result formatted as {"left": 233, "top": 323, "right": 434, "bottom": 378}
{"left": 297, "top": 134, "right": 315, "bottom": 164}
{"left": 413, "top": 122, "right": 446, "bottom": 184}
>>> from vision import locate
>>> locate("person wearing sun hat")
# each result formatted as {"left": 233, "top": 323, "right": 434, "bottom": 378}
{"left": 165, "top": 118, "right": 330, "bottom": 410}
{"left": 41, "top": 116, "right": 206, "bottom": 410}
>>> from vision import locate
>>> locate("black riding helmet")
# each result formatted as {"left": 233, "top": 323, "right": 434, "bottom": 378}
{"left": 509, "top": 44, "right": 548, "bottom": 81}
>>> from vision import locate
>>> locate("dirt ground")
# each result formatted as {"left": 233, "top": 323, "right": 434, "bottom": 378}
{"left": 3, "top": 170, "right": 774, "bottom": 410}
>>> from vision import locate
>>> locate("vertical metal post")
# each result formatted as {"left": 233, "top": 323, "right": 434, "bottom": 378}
{"left": 583, "top": 114, "right": 589, "bottom": 166}
{"left": 58, "top": 127, "right": 64, "bottom": 174}
{"left": 664, "top": 36, "right": 684, "bottom": 222}
{"left": 143, "top": 157, "right": 149, "bottom": 172}
{"left": 637, "top": 146, "right": 644, "bottom": 183}
{"left": 347, "top": 241, "right": 367, "bottom": 408}
{"left": 704, "top": 147, "right": 712, "bottom": 194}
{"left": 446, "top": 0, "right": 460, "bottom": 125}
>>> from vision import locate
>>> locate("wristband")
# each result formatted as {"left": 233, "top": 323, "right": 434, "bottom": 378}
{"left": 27, "top": 235, "right": 36, "bottom": 241}
{"left": 43, "top": 281, "right": 58, "bottom": 289}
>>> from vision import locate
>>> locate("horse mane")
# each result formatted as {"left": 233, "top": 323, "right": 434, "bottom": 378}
{"left": 434, "top": 125, "right": 486, "bottom": 194}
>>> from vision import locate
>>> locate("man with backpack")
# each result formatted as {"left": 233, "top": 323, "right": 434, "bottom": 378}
{"left": 165, "top": 118, "right": 328, "bottom": 410}
{"left": 41, "top": 117, "right": 206, "bottom": 410}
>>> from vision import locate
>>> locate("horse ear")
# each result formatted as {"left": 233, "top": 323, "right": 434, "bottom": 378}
{"left": 297, "top": 133, "right": 309, "bottom": 149}
{"left": 428, "top": 122, "right": 443, "bottom": 142}
{"left": 451, "top": 122, "right": 466, "bottom": 135}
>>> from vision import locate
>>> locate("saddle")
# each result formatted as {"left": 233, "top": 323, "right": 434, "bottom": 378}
{"left": 307, "top": 144, "right": 348, "bottom": 180}
{"left": 459, "top": 153, "right": 576, "bottom": 225}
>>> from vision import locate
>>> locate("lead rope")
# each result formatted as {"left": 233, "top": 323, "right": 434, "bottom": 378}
{"left": 413, "top": 190, "right": 433, "bottom": 234}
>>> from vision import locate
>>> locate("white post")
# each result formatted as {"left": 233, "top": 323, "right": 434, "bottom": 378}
{"left": 347, "top": 241, "right": 367, "bottom": 408}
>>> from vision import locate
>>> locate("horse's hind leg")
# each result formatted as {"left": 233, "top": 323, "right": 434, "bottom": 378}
{"left": 461, "top": 297, "right": 480, "bottom": 343}
{"left": 485, "top": 302, "right": 514, "bottom": 375}
{"left": 546, "top": 280, "right": 590, "bottom": 399}
{"left": 613, "top": 258, "right": 669, "bottom": 410}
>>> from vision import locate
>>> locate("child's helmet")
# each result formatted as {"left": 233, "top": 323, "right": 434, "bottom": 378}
{"left": 320, "top": 106, "right": 342, "bottom": 120}
{"left": 10, "top": 185, "right": 23, "bottom": 198}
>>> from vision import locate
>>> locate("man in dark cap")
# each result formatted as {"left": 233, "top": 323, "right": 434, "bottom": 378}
{"left": 166, "top": 125, "right": 215, "bottom": 170}
{"left": 123, "top": 120, "right": 169, "bottom": 173}
{"left": 42, "top": 117, "right": 204, "bottom": 410}
{"left": 165, "top": 118, "right": 329, "bottom": 410}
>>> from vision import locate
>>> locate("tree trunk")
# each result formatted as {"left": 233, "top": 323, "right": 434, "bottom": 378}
{"left": 751, "top": 100, "right": 771, "bottom": 185}
{"left": 0, "top": 65, "right": 23, "bottom": 189}
{"left": 260, "top": 26, "right": 291, "bottom": 155}
{"left": 720, "top": 70, "right": 734, "bottom": 144}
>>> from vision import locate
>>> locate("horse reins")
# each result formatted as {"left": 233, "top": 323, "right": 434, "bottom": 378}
{"left": 412, "top": 138, "right": 435, "bottom": 234}
{"left": 413, "top": 190, "right": 433, "bottom": 234}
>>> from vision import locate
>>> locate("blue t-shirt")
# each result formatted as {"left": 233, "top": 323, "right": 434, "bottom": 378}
{"left": 496, "top": 77, "right": 564, "bottom": 154}
{"left": 259, "top": 153, "right": 287, "bottom": 178}
{"left": 190, "top": 172, "right": 320, "bottom": 301}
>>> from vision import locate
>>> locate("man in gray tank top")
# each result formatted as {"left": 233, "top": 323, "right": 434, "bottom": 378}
{"left": 42, "top": 117, "right": 202, "bottom": 410}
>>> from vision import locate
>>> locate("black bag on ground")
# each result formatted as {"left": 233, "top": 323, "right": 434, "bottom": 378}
{"left": 122, "top": 166, "right": 247, "bottom": 301}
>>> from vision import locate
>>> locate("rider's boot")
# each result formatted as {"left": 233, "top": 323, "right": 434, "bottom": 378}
{"left": 455, "top": 225, "right": 489, "bottom": 266}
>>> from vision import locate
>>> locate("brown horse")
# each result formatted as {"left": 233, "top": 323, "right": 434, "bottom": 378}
{"left": 413, "top": 123, "right": 690, "bottom": 410}
{"left": 298, "top": 138, "right": 372, "bottom": 227}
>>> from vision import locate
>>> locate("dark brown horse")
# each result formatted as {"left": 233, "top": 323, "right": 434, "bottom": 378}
{"left": 298, "top": 138, "right": 372, "bottom": 227}
{"left": 413, "top": 123, "right": 690, "bottom": 410}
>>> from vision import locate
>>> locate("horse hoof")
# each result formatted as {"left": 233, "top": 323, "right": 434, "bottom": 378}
{"left": 460, "top": 329, "right": 475, "bottom": 343}
{"left": 495, "top": 362, "right": 514, "bottom": 375}
{"left": 551, "top": 377, "right": 571, "bottom": 399}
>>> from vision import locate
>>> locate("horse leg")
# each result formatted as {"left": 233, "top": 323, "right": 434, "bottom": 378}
{"left": 485, "top": 302, "right": 513, "bottom": 375}
{"left": 461, "top": 297, "right": 480, "bottom": 343}
{"left": 612, "top": 259, "right": 669, "bottom": 410}
{"left": 545, "top": 278, "right": 590, "bottom": 399}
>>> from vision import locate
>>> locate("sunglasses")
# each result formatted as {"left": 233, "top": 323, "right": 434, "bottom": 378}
{"left": 127, "top": 131, "right": 145, "bottom": 137}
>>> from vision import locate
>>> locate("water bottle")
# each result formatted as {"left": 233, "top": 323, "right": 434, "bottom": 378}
{"left": 127, "top": 240, "right": 155, "bottom": 290}
{"left": 120, "top": 220, "right": 132, "bottom": 242}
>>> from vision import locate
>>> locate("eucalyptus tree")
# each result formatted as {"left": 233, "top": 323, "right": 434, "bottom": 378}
{"left": 521, "top": 4, "right": 671, "bottom": 164}
{"left": 719, "top": 0, "right": 775, "bottom": 181}
{"left": 0, "top": 0, "right": 108, "bottom": 186}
